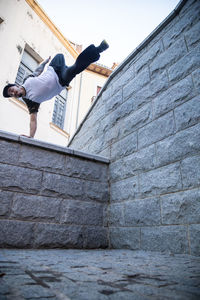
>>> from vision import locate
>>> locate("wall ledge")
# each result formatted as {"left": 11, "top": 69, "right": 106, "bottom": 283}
{"left": 0, "top": 130, "right": 110, "bottom": 164}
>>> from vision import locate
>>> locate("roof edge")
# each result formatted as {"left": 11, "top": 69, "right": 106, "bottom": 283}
{"left": 25, "top": 0, "right": 78, "bottom": 59}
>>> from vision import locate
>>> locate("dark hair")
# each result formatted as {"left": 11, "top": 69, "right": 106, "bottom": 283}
{"left": 3, "top": 83, "right": 17, "bottom": 98}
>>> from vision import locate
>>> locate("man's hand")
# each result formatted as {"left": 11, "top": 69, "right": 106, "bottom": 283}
{"left": 43, "top": 56, "right": 51, "bottom": 64}
{"left": 29, "top": 113, "right": 37, "bottom": 138}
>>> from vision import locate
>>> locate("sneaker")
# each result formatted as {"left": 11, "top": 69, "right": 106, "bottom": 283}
{"left": 97, "top": 40, "right": 109, "bottom": 53}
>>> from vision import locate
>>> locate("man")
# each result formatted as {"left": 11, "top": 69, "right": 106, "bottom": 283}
{"left": 3, "top": 40, "right": 109, "bottom": 138}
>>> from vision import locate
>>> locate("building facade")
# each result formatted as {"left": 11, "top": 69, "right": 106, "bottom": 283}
{"left": 0, "top": 0, "right": 112, "bottom": 146}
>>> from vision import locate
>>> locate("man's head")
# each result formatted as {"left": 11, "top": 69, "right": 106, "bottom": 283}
{"left": 3, "top": 84, "right": 24, "bottom": 98}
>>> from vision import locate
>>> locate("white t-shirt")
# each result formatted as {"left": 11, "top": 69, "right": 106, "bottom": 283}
{"left": 22, "top": 66, "right": 65, "bottom": 103}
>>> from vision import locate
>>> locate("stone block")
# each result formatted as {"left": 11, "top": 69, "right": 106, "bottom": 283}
{"left": 192, "top": 68, "right": 200, "bottom": 93}
{"left": 0, "top": 163, "right": 42, "bottom": 193}
{"left": 130, "top": 71, "right": 169, "bottom": 113}
{"left": 156, "top": 123, "right": 200, "bottom": 166}
{"left": 141, "top": 225, "right": 189, "bottom": 254}
{"left": 124, "top": 198, "right": 161, "bottom": 226}
{"left": 161, "top": 189, "right": 200, "bottom": 225}
{"left": 19, "top": 145, "right": 65, "bottom": 173}
{"left": 163, "top": 2, "right": 200, "bottom": 49}
{"left": 179, "top": 0, "right": 198, "bottom": 16}
{"left": 11, "top": 194, "right": 61, "bottom": 222}
{"left": 153, "top": 75, "right": 195, "bottom": 118}
{"left": 112, "top": 65, "right": 134, "bottom": 94}
{"left": 113, "top": 97, "right": 134, "bottom": 123}
{"left": 149, "top": 70, "right": 169, "bottom": 96}
{"left": 0, "top": 220, "right": 34, "bottom": 248}
{"left": 41, "top": 172, "right": 84, "bottom": 199}
{"left": 189, "top": 224, "right": 200, "bottom": 256}
{"left": 168, "top": 44, "right": 200, "bottom": 83}
{"left": 0, "top": 191, "right": 13, "bottom": 216}
{"left": 174, "top": 96, "right": 200, "bottom": 131}
{"left": 83, "top": 181, "right": 109, "bottom": 202}
{"left": 109, "top": 203, "right": 124, "bottom": 226}
{"left": 185, "top": 21, "right": 200, "bottom": 50}
{"left": 138, "top": 112, "right": 175, "bottom": 149}
{"left": 139, "top": 163, "right": 182, "bottom": 198}
{"left": 34, "top": 223, "right": 84, "bottom": 248}
{"left": 110, "top": 176, "right": 139, "bottom": 202}
{"left": 181, "top": 155, "right": 200, "bottom": 189}
{"left": 109, "top": 227, "right": 140, "bottom": 250}
{"left": 110, "top": 131, "right": 137, "bottom": 161}
{"left": 120, "top": 103, "right": 152, "bottom": 139}
{"left": 101, "top": 86, "right": 112, "bottom": 101}
{"left": 123, "top": 68, "right": 150, "bottom": 100}
{"left": 105, "top": 89, "right": 123, "bottom": 114}
{"left": 110, "top": 144, "right": 156, "bottom": 181}
{"left": 103, "top": 123, "right": 120, "bottom": 147}
{"left": 64, "top": 156, "right": 108, "bottom": 182}
{"left": 0, "top": 140, "right": 20, "bottom": 164}
{"left": 135, "top": 40, "right": 164, "bottom": 73}
{"left": 83, "top": 226, "right": 108, "bottom": 248}
{"left": 60, "top": 200, "right": 103, "bottom": 226}
{"left": 150, "top": 38, "right": 187, "bottom": 76}
{"left": 98, "top": 146, "right": 110, "bottom": 158}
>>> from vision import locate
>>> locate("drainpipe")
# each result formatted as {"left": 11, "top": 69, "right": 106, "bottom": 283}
{"left": 75, "top": 73, "right": 83, "bottom": 129}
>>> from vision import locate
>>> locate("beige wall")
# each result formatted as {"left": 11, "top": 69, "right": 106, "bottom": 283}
{"left": 0, "top": 0, "right": 109, "bottom": 146}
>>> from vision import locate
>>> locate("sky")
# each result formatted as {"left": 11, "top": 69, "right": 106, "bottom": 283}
{"left": 37, "top": 0, "right": 180, "bottom": 68}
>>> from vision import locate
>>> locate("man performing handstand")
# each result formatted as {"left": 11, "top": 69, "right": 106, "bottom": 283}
{"left": 3, "top": 40, "right": 109, "bottom": 138}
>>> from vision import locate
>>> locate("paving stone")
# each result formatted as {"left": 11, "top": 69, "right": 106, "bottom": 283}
{"left": 1, "top": 249, "right": 199, "bottom": 299}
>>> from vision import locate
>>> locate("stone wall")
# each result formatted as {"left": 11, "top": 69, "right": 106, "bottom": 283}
{"left": 69, "top": 0, "right": 200, "bottom": 255}
{"left": 0, "top": 131, "right": 109, "bottom": 249}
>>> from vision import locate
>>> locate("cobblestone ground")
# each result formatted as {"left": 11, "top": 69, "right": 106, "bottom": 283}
{"left": 0, "top": 249, "right": 200, "bottom": 300}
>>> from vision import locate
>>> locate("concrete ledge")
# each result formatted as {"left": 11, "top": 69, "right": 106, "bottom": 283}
{"left": 0, "top": 130, "right": 110, "bottom": 164}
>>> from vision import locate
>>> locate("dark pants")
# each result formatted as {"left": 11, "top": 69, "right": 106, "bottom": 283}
{"left": 49, "top": 44, "right": 100, "bottom": 86}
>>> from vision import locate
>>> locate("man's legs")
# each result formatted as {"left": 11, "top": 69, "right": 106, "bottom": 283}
{"left": 61, "top": 41, "right": 109, "bottom": 86}
{"left": 49, "top": 54, "right": 67, "bottom": 86}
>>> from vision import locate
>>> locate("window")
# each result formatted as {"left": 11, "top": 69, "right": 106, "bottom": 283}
{"left": 52, "top": 89, "right": 68, "bottom": 129}
{"left": 15, "top": 50, "right": 39, "bottom": 85}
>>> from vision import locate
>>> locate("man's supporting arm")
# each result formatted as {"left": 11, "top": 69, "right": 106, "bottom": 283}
{"left": 30, "top": 113, "right": 37, "bottom": 138}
